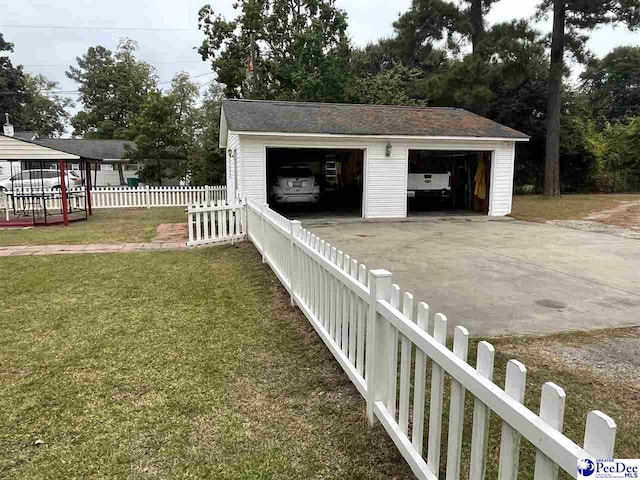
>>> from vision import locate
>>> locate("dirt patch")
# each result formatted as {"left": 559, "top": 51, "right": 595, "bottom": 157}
{"left": 497, "top": 327, "right": 640, "bottom": 390}
{"left": 587, "top": 200, "right": 640, "bottom": 231}
{"left": 548, "top": 200, "right": 640, "bottom": 239}
{"left": 153, "top": 223, "right": 188, "bottom": 242}
{"left": 549, "top": 219, "right": 640, "bottom": 239}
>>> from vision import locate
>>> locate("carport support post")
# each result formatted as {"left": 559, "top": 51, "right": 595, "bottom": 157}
{"left": 289, "top": 220, "right": 302, "bottom": 306}
{"left": 366, "top": 269, "right": 392, "bottom": 426}
{"left": 85, "top": 161, "right": 93, "bottom": 216}
{"left": 59, "top": 160, "right": 69, "bottom": 226}
{"left": 260, "top": 203, "right": 268, "bottom": 263}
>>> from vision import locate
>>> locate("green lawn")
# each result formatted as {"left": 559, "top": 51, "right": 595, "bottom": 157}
{"left": 0, "top": 208, "right": 186, "bottom": 246}
{"left": 0, "top": 245, "right": 412, "bottom": 479}
{"left": 1, "top": 244, "right": 637, "bottom": 479}
{"left": 511, "top": 193, "right": 640, "bottom": 222}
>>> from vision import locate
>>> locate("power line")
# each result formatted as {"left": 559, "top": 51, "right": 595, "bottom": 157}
{"left": 0, "top": 23, "right": 199, "bottom": 32}
{"left": 158, "top": 72, "right": 215, "bottom": 85}
{"left": 0, "top": 72, "right": 216, "bottom": 95}
{"left": 22, "top": 60, "right": 204, "bottom": 67}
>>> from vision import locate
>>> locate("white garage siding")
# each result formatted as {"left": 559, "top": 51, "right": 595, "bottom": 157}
{"left": 225, "top": 133, "right": 240, "bottom": 199}
{"left": 488, "top": 142, "right": 516, "bottom": 216}
{"left": 365, "top": 141, "right": 407, "bottom": 218}
{"left": 231, "top": 132, "right": 517, "bottom": 218}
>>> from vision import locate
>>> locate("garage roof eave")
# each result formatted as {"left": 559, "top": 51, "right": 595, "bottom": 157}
{"left": 229, "top": 130, "right": 530, "bottom": 142}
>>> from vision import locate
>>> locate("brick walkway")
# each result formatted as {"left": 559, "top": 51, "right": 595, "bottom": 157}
{"left": 0, "top": 241, "right": 188, "bottom": 256}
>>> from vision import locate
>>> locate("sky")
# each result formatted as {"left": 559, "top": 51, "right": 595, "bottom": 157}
{"left": 3, "top": 0, "right": 640, "bottom": 120}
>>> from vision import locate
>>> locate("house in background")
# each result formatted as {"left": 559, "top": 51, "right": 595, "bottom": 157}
{"left": 34, "top": 139, "right": 139, "bottom": 186}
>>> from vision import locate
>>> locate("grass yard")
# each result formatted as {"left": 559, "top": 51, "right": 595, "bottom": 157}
{"left": 0, "top": 245, "right": 412, "bottom": 479}
{"left": 0, "top": 208, "right": 186, "bottom": 246}
{"left": 511, "top": 193, "right": 640, "bottom": 222}
{"left": 1, "top": 244, "right": 638, "bottom": 479}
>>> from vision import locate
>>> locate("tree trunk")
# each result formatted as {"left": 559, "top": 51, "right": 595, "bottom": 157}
{"left": 543, "top": 0, "right": 566, "bottom": 197}
{"left": 157, "top": 158, "right": 162, "bottom": 186}
{"left": 470, "top": 0, "right": 484, "bottom": 54}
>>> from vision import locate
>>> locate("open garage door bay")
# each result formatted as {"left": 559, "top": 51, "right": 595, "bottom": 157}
{"left": 267, "top": 147, "right": 364, "bottom": 218}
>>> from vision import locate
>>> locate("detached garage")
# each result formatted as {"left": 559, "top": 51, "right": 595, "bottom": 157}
{"left": 219, "top": 99, "right": 529, "bottom": 218}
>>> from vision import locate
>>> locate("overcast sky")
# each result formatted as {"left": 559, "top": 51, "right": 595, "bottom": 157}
{"left": 3, "top": 0, "right": 640, "bottom": 114}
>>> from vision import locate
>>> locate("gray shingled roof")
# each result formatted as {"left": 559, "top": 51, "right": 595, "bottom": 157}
{"left": 222, "top": 99, "right": 529, "bottom": 140}
{"left": 34, "top": 139, "right": 134, "bottom": 160}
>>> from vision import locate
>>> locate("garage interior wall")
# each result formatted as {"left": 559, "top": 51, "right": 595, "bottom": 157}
{"left": 234, "top": 133, "right": 516, "bottom": 217}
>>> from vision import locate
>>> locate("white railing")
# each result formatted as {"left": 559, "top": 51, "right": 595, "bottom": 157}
{"left": 6, "top": 188, "right": 87, "bottom": 213}
{"left": 91, "top": 185, "right": 226, "bottom": 209}
{"left": 186, "top": 199, "right": 246, "bottom": 247}
{"left": 245, "top": 197, "right": 617, "bottom": 480}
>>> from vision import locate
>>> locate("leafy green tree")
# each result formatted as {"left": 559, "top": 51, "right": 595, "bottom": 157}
{"left": 126, "top": 90, "right": 185, "bottom": 186}
{"left": 347, "top": 63, "right": 426, "bottom": 106}
{"left": 187, "top": 84, "right": 226, "bottom": 186}
{"left": 582, "top": 46, "right": 640, "bottom": 123}
{"left": 20, "top": 74, "right": 72, "bottom": 137}
{"left": 67, "top": 38, "right": 156, "bottom": 139}
{"left": 125, "top": 73, "right": 205, "bottom": 186}
{"left": 537, "top": 0, "right": 640, "bottom": 196}
{"left": 597, "top": 117, "right": 640, "bottom": 191}
{"left": 0, "top": 33, "right": 26, "bottom": 126}
{"left": 197, "top": 0, "right": 351, "bottom": 101}
{"left": 390, "top": 0, "right": 461, "bottom": 68}
{"left": 0, "top": 33, "right": 70, "bottom": 136}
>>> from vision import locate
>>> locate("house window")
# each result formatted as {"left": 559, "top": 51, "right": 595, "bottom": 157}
{"left": 71, "top": 164, "right": 81, "bottom": 171}
{"left": 100, "top": 164, "right": 114, "bottom": 171}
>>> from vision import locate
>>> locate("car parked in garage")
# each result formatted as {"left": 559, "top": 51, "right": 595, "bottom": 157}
{"left": 270, "top": 165, "right": 321, "bottom": 204}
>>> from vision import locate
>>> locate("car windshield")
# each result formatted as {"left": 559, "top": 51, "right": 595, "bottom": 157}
{"left": 278, "top": 167, "right": 312, "bottom": 178}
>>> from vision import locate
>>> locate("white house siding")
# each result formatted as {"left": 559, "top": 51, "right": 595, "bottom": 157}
{"left": 233, "top": 133, "right": 517, "bottom": 218}
{"left": 0, "top": 161, "right": 22, "bottom": 183}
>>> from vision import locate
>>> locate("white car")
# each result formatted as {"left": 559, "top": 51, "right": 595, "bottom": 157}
{"left": 0, "top": 169, "right": 83, "bottom": 191}
{"left": 271, "top": 165, "right": 320, "bottom": 204}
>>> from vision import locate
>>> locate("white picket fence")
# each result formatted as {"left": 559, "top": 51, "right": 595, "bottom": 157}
{"left": 186, "top": 199, "right": 246, "bottom": 246}
{"left": 91, "top": 185, "right": 226, "bottom": 209}
{"left": 2, "top": 185, "right": 227, "bottom": 210}
{"left": 243, "top": 197, "right": 616, "bottom": 480}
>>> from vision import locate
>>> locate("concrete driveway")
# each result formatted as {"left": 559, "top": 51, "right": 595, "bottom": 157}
{"left": 305, "top": 217, "right": 640, "bottom": 337}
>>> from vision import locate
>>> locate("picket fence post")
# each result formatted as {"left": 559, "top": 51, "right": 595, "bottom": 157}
{"left": 146, "top": 185, "right": 151, "bottom": 209}
{"left": 260, "top": 203, "right": 268, "bottom": 263}
{"left": 289, "top": 220, "right": 302, "bottom": 306}
{"left": 366, "top": 269, "right": 393, "bottom": 426}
